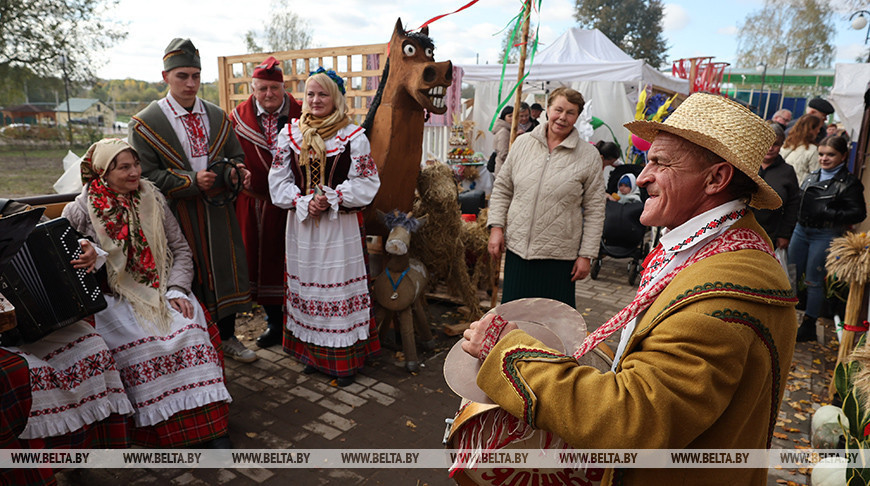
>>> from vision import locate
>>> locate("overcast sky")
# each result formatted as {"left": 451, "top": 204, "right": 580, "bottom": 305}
{"left": 96, "top": 0, "right": 867, "bottom": 83}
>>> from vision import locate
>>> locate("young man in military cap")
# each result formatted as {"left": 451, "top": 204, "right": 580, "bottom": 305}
{"left": 129, "top": 38, "right": 258, "bottom": 363}
{"left": 229, "top": 56, "right": 302, "bottom": 348}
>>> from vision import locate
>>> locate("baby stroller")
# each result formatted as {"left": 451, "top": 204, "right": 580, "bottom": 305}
{"left": 589, "top": 166, "right": 653, "bottom": 286}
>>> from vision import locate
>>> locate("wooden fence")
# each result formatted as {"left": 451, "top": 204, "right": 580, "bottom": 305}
{"left": 217, "top": 44, "right": 388, "bottom": 123}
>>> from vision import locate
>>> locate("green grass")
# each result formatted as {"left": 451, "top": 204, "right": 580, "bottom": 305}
{"left": 0, "top": 147, "right": 73, "bottom": 197}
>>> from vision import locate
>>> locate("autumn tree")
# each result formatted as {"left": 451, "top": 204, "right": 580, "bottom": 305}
{"left": 574, "top": 0, "right": 668, "bottom": 67}
{"left": 0, "top": 0, "right": 126, "bottom": 81}
{"left": 735, "top": 0, "right": 835, "bottom": 69}
{"left": 244, "top": 0, "right": 313, "bottom": 53}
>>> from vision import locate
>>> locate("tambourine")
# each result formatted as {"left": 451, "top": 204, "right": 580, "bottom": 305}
{"left": 443, "top": 298, "right": 613, "bottom": 485}
{"left": 203, "top": 158, "right": 243, "bottom": 207}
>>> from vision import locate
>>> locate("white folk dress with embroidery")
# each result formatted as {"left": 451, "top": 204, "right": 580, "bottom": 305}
{"left": 7, "top": 321, "right": 135, "bottom": 439}
{"left": 268, "top": 121, "right": 380, "bottom": 348}
{"left": 60, "top": 193, "right": 232, "bottom": 429}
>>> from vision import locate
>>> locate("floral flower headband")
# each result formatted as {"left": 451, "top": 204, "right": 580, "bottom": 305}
{"left": 310, "top": 67, "right": 346, "bottom": 95}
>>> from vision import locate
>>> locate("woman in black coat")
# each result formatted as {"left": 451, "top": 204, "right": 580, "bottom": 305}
{"left": 789, "top": 136, "right": 867, "bottom": 341}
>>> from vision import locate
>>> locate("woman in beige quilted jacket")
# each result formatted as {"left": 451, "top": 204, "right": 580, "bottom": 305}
{"left": 487, "top": 87, "right": 606, "bottom": 307}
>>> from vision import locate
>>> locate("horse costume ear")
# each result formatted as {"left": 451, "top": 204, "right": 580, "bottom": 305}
{"left": 421, "top": 26, "right": 429, "bottom": 37}
{"left": 394, "top": 18, "right": 404, "bottom": 36}
{"left": 416, "top": 214, "right": 428, "bottom": 227}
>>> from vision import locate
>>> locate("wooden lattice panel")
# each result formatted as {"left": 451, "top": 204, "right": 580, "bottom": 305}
{"left": 217, "top": 44, "right": 388, "bottom": 124}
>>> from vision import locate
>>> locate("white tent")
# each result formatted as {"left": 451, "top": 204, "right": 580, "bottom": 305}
{"left": 829, "top": 63, "right": 870, "bottom": 141}
{"left": 461, "top": 28, "right": 689, "bottom": 158}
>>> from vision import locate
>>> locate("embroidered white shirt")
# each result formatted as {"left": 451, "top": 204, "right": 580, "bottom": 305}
{"left": 610, "top": 199, "right": 748, "bottom": 369}
{"left": 158, "top": 95, "right": 210, "bottom": 172}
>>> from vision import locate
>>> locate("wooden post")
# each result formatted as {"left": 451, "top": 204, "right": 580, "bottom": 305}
{"left": 491, "top": 0, "right": 531, "bottom": 309}
{"left": 508, "top": 0, "right": 531, "bottom": 148}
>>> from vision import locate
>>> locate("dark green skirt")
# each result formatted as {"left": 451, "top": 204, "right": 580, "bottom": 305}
{"left": 501, "top": 250, "right": 575, "bottom": 307}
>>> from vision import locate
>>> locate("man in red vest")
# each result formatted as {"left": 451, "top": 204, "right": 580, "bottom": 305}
{"left": 230, "top": 56, "right": 302, "bottom": 347}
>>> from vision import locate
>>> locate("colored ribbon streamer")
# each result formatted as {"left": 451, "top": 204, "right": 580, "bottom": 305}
{"left": 413, "top": 0, "right": 480, "bottom": 31}
{"left": 844, "top": 320, "right": 870, "bottom": 332}
{"left": 488, "top": 0, "right": 543, "bottom": 131}
{"left": 386, "top": 0, "right": 482, "bottom": 56}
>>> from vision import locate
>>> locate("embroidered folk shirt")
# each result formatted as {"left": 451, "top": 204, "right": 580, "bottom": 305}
{"left": 158, "top": 94, "right": 211, "bottom": 172}
{"left": 611, "top": 199, "right": 748, "bottom": 368}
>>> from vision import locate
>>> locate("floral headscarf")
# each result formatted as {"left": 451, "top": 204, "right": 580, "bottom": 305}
{"left": 81, "top": 139, "right": 173, "bottom": 334}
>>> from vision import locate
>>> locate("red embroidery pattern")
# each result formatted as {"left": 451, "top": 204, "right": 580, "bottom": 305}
{"left": 29, "top": 387, "right": 127, "bottom": 417}
{"left": 273, "top": 145, "right": 288, "bottom": 168}
{"left": 166, "top": 100, "right": 208, "bottom": 157}
{"left": 262, "top": 112, "right": 278, "bottom": 153}
{"left": 182, "top": 114, "right": 208, "bottom": 156}
{"left": 133, "top": 378, "right": 225, "bottom": 409}
{"left": 118, "top": 344, "right": 220, "bottom": 387}
{"left": 111, "top": 323, "right": 208, "bottom": 353}
{"left": 286, "top": 273, "right": 368, "bottom": 289}
{"left": 479, "top": 315, "right": 509, "bottom": 360}
{"left": 352, "top": 153, "right": 377, "bottom": 178}
{"left": 287, "top": 314, "right": 372, "bottom": 334}
{"left": 287, "top": 291, "right": 371, "bottom": 319}
{"left": 574, "top": 227, "right": 773, "bottom": 359}
{"left": 639, "top": 208, "right": 748, "bottom": 290}
{"left": 29, "top": 350, "right": 118, "bottom": 391}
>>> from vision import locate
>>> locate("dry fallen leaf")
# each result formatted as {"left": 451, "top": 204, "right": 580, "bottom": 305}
{"left": 794, "top": 413, "right": 807, "bottom": 421}
{"left": 406, "top": 420, "right": 417, "bottom": 429}
{"left": 246, "top": 432, "right": 258, "bottom": 438}
{"left": 773, "top": 432, "right": 789, "bottom": 439}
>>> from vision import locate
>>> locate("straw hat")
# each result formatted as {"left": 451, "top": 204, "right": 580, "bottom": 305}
{"left": 625, "top": 93, "right": 781, "bottom": 210}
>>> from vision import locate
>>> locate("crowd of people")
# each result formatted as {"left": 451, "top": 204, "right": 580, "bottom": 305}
{"left": 0, "top": 38, "right": 384, "bottom": 481}
{"left": 0, "top": 33, "right": 866, "bottom": 484}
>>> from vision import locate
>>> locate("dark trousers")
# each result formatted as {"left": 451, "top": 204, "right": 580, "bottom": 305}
{"left": 263, "top": 305, "right": 284, "bottom": 331}
{"left": 217, "top": 314, "right": 236, "bottom": 341}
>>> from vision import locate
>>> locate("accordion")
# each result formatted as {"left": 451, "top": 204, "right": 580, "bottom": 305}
{"left": 0, "top": 218, "right": 107, "bottom": 344}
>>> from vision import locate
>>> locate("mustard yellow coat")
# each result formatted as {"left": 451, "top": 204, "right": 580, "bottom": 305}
{"left": 477, "top": 215, "right": 798, "bottom": 485}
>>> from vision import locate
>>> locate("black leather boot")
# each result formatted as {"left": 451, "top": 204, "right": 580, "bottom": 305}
{"left": 796, "top": 315, "right": 816, "bottom": 342}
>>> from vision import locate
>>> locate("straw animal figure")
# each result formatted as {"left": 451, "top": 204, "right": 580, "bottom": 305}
{"left": 371, "top": 210, "right": 434, "bottom": 373}
{"left": 459, "top": 208, "right": 493, "bottom": 292}
{"left": 411, "top": 163, "right": 482, "bottom": 320}
{"left": 826, "top": 231, "right": 870, "bottom": 398}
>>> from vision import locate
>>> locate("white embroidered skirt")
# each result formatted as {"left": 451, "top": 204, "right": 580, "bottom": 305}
{"left": 7, "top": 321, "right": 134, "bottom": 439}
{"left": 96, "top": 294, "right": 231, "bottom": 427}
{"left": 284, "top": 212, "right": 372, "bottom": 349}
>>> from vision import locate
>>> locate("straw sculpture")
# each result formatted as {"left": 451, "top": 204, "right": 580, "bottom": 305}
{"left": 459, "top": 208, "right": 493, "bottom": 293}
{"left": 411, "top": 163, "right": 483, "bottom": 320}
{"left": 826, "top": 231, "right": 870, "bottom": 399}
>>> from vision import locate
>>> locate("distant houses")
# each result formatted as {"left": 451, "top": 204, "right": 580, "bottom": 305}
{"left": 54, "top": 98, "right": 115, "bottom": 127}
{"left": 1, "top": 104, "right": 56, "bottom": 126}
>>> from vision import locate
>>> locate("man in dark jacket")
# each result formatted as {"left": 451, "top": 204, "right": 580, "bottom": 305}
{"left": 754, "top": 123, "right": 800, "bottom": 249}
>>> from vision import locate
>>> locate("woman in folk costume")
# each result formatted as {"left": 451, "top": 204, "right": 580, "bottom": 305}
{"left": 62, "top": 138, "right": 233, "bottom": 447}
{"left": 2, "top": 199, "right": 133, "bottom": 485}
{"left": 269, "top": 69, "right": 381, "bottom": 387}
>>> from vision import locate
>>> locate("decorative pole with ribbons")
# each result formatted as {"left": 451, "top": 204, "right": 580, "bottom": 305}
{"left": 825, "top": 232, "right": 870, "bottom": 399}
{"left": 508, "top": 0, "right": 532, "bottom": 148}
{"left": 491, "top": 0, "right": 533, "bottom": 310}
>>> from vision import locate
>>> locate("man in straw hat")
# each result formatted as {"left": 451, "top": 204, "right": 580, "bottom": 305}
{"left": 229, "top": 56, "right": 302, "bottom": 348}
{"left": 462, "top": 93, "right": 797, "bottom": 485}
{"left": 129, "top": 38, "right": 258, "bottom": 364}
